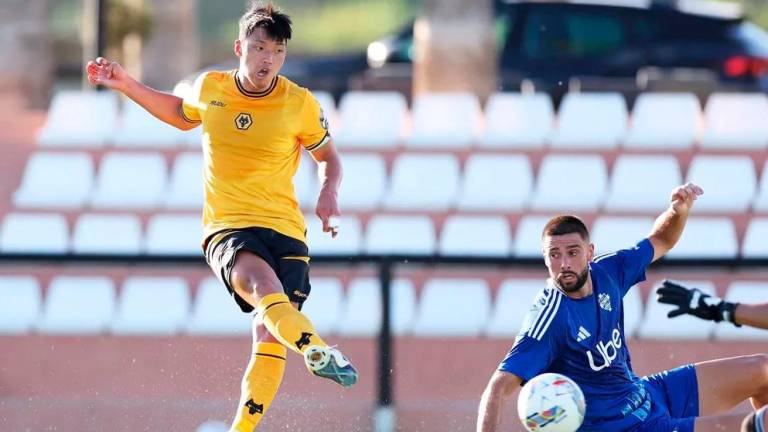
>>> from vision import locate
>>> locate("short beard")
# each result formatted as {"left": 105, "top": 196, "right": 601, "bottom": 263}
{"left": 556, "top": 267, "right": 589, "bottom": 293}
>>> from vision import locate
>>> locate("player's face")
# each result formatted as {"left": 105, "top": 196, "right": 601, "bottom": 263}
{"left": 542, "top": 233, "right": 594, "bottom": 293}
{"left": 235, "top": 27, "right": 286, "bottom": 91}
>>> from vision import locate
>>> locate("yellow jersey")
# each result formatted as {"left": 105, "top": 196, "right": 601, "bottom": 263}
{"left": 181, "top": 70, "right": 330, "bottom": 244}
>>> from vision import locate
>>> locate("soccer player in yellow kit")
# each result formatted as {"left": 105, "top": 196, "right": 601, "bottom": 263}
{"left": 86, "top": 2, "right": 357, "bottom": 430}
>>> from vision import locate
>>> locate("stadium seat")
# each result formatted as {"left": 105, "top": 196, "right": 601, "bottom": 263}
{"left": 384, "top": 154, "right": 459, "bottom": 210}
{"left": 301, "top": 277, "right": 343, "bottom": 335}
{"left": 337, "top": 153, "right": 387, "bottom": 210}
{"left": 604, "top": 155, "right": 682, "bottom": 212}
{"left": 406, "top": 92, "right": 481, "bottom": 148}
{"left": 111, "top": 277, "right": 190, "bottom": 335}
{"left": 623, "top": 286, "right": 644, "bottom": 338}
{"left": 183, "top": 126, "right": 203, "bottom": 149}
{"left": 412, "top": 278, "right": 491, "bottom": 337}
{"left": 513, "top": 215, "right": 553, "bottom": 258}
{"left": 438, "top": 215, "right": 512, "bottom": 256}
{"left": 304, "top": 214, "right": 362, "bottom": 255}
{"left": 294, "top": 154, "right": 318, "bottom": 210}
{"left": 665, "top": 217, "right": 738, "bottom": 258}
{"left": 144, "top": 214, "right": 202, "bottom": 255}
{"left": 686, "top": 155, "right": 756, "bottom": 212}
{"left": 311, "top": 90, "right": 338, "bottom": 135}
{"left": 753, "top": 160, "right": 768, "bottom": 212}
{"left": 485, "top": 279, "right": 544, "bottom": 338}
{"left": 72, "top": 214, "right": 142, "bottom": 255}
{"left": 0, "top": 276, "right": 41, "bottom": 334}
{"left": 480, "top": 92, "right": 553, "bottom": 148}
{"left": 333, "top": 91, "right": 407, "bottom": 148}
{"left": 13, "top": 152, "right": 94, "bottom": 209}
{"left": 112, "top": 97, "right": 185, "bottom": 148}
{"left": 714, "top": 282, "right": 768, "bottom": 341}
{"left": 549, "top": 92, "right": 627, "bottom": 149}
{"left": 742, "top": 218, "right": 768, "bottom": 258}
{"left": 165, "top": 152, "right": 203, "bottom": 209}
{"left": 530, "top": 155, "right": 607, "bottom": 211}
{"left": 336, "top": 277, "right": 417, "bottom": 337}
{"left": 623, "top": 93, "right": 700, "bottom": 149}
{"left": 364, "top": 215, "right": 436, "bottom": 255}
{"left": 700, "top": 93, "right": 768, "bottom": 149}
{"left": 638, "top": 280, "right": 716, "bottom": 340}
{"left": 186, "top": 277, "right": 251, "bottom": 335}
{"left": 0, "top": 212, "right": 68, "bottom": 254}
{"left": 91, "top": 152, "right": 168, "bottom": 209}
{"left": 456, "top": 154, "right": 533, "bottom": 211}
{"left": 591, "top": 217, "right": 654, "bottom": 256}
{"left": 37, "top": 90, "right": 119, "bottom": 148}
{"left": 37, "top": 276, "right": 116, "bottom": 334}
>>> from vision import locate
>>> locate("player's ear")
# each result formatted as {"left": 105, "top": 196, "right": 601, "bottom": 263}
{"left": 587, "top": 243, "right": 595, "bottom": 260}
{"left": 234, "top": 38, "right": 243, "bottom": 57}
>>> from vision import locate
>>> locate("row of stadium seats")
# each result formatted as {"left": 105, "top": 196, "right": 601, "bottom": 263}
{"left": 1, "top": 212, "right": 766, "bottom": 258}
{"left": 13, "top": 151, "right": 768, "bottom": 212}
{"left": 36, "top": 90, "right": 768, "bottom": 150}
{"left": 2, "top": 274, "right": 765, "bottom": 340}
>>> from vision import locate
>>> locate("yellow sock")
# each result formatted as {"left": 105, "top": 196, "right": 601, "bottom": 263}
{"left": 230, "top": 342, "right": 287, "bottom": 432}
{"left": 256, "top": 293, "right": 327, "bottom": 355}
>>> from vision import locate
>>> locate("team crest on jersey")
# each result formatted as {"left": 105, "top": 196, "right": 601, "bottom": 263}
{"left": 235, "top": 112, "right": 253, "bottom": 130}
{"left": 599, "top": 293, "right": 612, "bottom": 311}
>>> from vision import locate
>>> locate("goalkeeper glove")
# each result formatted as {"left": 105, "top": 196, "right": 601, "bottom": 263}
{"left": 656, "top": 279, "right": 741, "bottom": 327}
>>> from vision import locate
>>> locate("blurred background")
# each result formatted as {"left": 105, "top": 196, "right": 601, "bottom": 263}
{"left": 2, "top": 0, "right": 768, "bottom": 431}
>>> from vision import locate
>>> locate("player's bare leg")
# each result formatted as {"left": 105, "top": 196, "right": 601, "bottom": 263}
{"left": 694, "top": 412, "right": 751, "bottom": 432}
{"left": 694, "top": 354, "right": 768, "bottom": 415}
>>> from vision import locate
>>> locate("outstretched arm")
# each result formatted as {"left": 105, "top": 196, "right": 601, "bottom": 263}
{"left": 85, "top": 57, "right": 198, "bottom": 131}
{"left": 477, "top": 371, "right": 522, "bottom": 432}
{"left": 647, "top": 182, "right": 703, "bottom": 262}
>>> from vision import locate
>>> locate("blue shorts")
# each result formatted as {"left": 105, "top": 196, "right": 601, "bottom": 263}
{"left": 636, "top": 364, "right": 699, "bottom": 432}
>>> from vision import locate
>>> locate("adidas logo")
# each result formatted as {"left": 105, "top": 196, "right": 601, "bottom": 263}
{"left": 577, "top": 326, "right": 591, "bottom": 342}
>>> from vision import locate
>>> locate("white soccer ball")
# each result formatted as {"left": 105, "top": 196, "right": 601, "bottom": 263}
{"left": 517, "top": 373, "right": 586, "bottom": 432}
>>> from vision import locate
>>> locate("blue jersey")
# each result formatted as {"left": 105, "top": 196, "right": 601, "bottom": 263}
{"left": 499, "top": 239, "right": 656, "bottom": 432}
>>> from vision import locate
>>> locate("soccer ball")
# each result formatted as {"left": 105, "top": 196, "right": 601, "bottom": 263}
{"left": 517, "top": 373, "right": 586, "bottom": 432}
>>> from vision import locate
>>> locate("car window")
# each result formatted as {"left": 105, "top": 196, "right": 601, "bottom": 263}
{"left": 522, "top": 7, "right": 626, "bottom": 60}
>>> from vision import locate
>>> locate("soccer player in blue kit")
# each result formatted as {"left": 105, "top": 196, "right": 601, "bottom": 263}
{"left": 477, "top": 182, "right": 768, "bottom": 432}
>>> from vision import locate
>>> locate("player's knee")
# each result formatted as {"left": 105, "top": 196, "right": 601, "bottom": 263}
{"left": 231, "top": 269, "right": 282, "bottom": 299}
{"left": 741, "top": 354, "right": 768, "bottom": 384}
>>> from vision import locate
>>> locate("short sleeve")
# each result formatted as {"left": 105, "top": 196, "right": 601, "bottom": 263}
{"left": 593, "top": 238, "right": 654, "bottom": 296}
{"left": 180, "top": 73, "right": 206, "bottom": 124}
{"left": 298, "top": 91, "right": 330, "bottom": 152}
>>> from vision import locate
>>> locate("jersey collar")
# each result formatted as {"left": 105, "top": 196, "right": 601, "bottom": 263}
{"left": 234, "top": 71, "right": 279, "bottom": 98}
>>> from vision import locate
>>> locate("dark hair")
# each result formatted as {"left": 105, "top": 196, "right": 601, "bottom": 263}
{"left": 239, "top": 1, "right": 292, "bottom": 42}
{"left": 542, "top": 215, "right": 590, "bottom": 241}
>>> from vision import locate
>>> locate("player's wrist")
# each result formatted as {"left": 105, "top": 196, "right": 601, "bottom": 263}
{"left": 718, "top": 301, "right": 741, "bottom": 327}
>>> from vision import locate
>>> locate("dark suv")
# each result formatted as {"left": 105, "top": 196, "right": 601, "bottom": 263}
{"left": 361, "top": 0, "right": 768, "bottom": 98}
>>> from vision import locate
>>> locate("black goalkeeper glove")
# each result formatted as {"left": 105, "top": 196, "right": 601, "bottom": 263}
{"left": 656, "top": 280, "right": 741, "bottom": 327}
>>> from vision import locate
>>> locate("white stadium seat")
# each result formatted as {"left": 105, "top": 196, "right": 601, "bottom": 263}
{"left": 480, "top": 92, "right": 553, "bottom": 148}
{"left": 165, "top": 152, "right": 204, "bottom": 210}
{"left": 686, "top": 155, "right": 756, "bottom": 212}
{"left": 485, "top": 279, "right": 544, "bottom": 338}
{"left": 112, "top": 97, "right": 185, "bottom": 148}
{"left": 412, "top": 278, "right": 491, "bottom": 337}
{"left": 701, "top": 93, "right": 768, "bottom": 149}
{"left": 72, "top": 214, "right": 142, "bottom": 255}
{"left": 337, "top": 277, "right": 417, "bottom": 337}
{"left": 549, "top": 92, "right": 627, "bottom": 149}
{"left": 456, "top": 154, "right": 533, "bottom": 211}
{"left": 742, "top": 218, "right": 768, "bottom": 258}
{"left": 186, "top": 277, "right": 252, "bottom": 335}
{"left": 304, "top": 214, "right": 362, "bottom": 255}
{"left": 334, "top": 91, "right": 407, "bottom": 148}
{"left": 623, "top": 93, "right": 699, "bottom": 149}
{"left": 591, "top": 217, "right": 654, "bottom": 256}
{"left": 665, "top": 217, "right": 738, "bottom": 259}
{"left": 531, "top": 155, "right": 607, "bottom": 211}
{"left": 37, "top": 90, "right": 118, "bottom": 148}
{"left": 638, "top": 280, "right": 716, "bottom": 340}
{"left": 513, "top": 215, "right": 553, "bottom": 258}
{"left": 406, "top": 92, "right": 481, "bottom": 148}
{"left": 301, "top": 277, "right": 344, "bottom": 335}
{"left": 294, "top": 154, "right": 318, "bottom": 210}
{"left": 144, "top": 214, "right": 202, "bottom": 255}
{"left": 91, "top": 152, "right": 168, "bottom": 209}
{"left": 753, "top": 161, "right": 768, "bottom": 212}
{"left": 365, "top": 215, "right": 436, "bottom": 255}
{"left": 13, "top": 152, "right": 94, "bottom": 209}
{"left": 183, "top": 126, "right": 203, "bottom": 149}
{"left": 604, "top": 155, "right": 682, "bottom": 212}
{"left": 37, "top": 276, "right": 116, "bottom": 334}
{"left": 0, "top": 213, "right": 68, "bottom": 254}
{"left": 0, "top": 276, "right": 41, "bottom": 334}
{"left": 623, "top": 286, "right": 644, "bottom": 338}
{"left": 337, "top": 153, "right": 387, "bottom": 211}
{"left": 714, "top": 282, "right": 768, "bottom": 341}
{"left": 438, "top": 215, "right": 512, "bottom": 257}
{"left": 111, "top": 277, "right": 190, "bottom": 335}
{"left": 384, "top": 154, "right": 459, "bottom": 210}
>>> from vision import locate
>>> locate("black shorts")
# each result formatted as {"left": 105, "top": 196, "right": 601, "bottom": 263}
{"left": 205, "top": 227, "right": 311, "bottom": 313}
